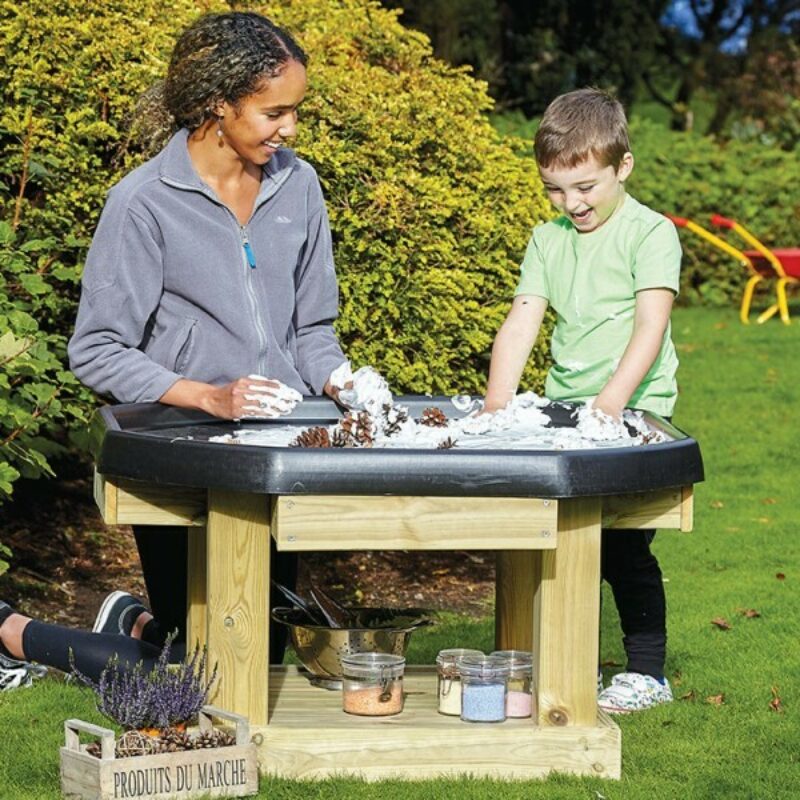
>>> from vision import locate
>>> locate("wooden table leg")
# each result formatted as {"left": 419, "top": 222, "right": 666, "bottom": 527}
{"left": 186, "top": 524, "right": 208, "bottom": 651}
{"left": 495, "top": 551, "right": 536, "bottom": 652}
{"left": 206, "top": 489, "right": 271, "bottom": 726}
{"left": 535, "top": 497, "right": 601, "bottom": 727}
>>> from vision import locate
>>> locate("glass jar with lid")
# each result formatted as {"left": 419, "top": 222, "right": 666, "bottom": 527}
{"left": 341, "top": 653, "right": 405, "bottom": 716}
{"left": 436, "top": 648, "right": 483, "bottom": 716}
{"left": 458, "top": 655, "right": 511, "bottom": 723}
{"left": 490, "top": 649, "right": 534, "bottom": 718}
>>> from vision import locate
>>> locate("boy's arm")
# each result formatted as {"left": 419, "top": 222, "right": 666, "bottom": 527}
{"left": 593, "top": 288, "right": 675, "bottom": 419}
{"left": 484, "top": 294, "right": 548, "bottom": 412}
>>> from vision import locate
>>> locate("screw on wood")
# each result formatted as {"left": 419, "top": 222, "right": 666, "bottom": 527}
{"left": 548, "top": 707, "right": 568, "bottom": 726}
{"left": 224, "top": 616, "right": 234, "bottom": 628}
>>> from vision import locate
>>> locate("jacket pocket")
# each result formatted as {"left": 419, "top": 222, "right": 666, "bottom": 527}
{"left": 171, "top": 317, "right": 197, "bottom": 374}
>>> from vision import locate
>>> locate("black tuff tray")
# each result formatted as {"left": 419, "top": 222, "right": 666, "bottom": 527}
{"left": 93, "top": 397, "right": 704, "bottom": 498}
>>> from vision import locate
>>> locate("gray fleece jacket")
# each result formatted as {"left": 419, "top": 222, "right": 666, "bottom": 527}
{"left": 68, "top": 129, "right": 346, "bottom": 403}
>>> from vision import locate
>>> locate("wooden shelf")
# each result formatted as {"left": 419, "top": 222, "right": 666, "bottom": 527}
{"left": 256, "top": 666, "right": 621, "bottom": 780}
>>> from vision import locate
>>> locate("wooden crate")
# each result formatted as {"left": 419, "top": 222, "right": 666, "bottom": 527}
{"left": 60, "top": 707, "right": 258, "bottom": 800}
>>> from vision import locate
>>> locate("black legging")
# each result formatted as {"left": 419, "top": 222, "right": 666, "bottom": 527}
{"left": 22, "top": 620, "right": 171, "bottom": 681}
{"left": 601, "top": 528, "right": 666, "bottom": 679}
{"left": 133, "top": 525, "right": 297, "bottom": 660}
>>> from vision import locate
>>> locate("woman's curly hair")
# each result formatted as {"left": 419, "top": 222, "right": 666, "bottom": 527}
{"left": 126, "top": 12, "right": 307, "bottom": 157}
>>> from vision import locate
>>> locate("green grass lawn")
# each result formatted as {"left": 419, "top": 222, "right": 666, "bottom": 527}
{"left": 1, "top": 306, "right": 799, "bottom": 799}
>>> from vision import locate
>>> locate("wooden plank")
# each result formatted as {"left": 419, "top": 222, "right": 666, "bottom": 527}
{"left": 536, "top": 497, "right": 602, "bottom": 728}
{"left": 601, "top": 487, "right": 684, "bottom": 530}
{"left": 255, "top": 666, "right": 620, "bottom": 780}
{"left": 495, "top": 551, "right": 536, "bottom": 652}
{"left": 271, "top": 495, "right": 558, "bottom": 551}
{"left": 680, "top": 486, "right": 694, "bottom": 532}
{"left": 93, "top": 471, "right": 206, "bottom": 526}
{"left": 187, "top": 525, "right": 208, "bottom": 652}
{"left": 206, "top": 490, "right": 271, "bottom": 727}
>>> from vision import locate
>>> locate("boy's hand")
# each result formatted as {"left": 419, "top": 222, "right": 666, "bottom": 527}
{"left": 590, "top": 394, "right": 624, "bottom": 421}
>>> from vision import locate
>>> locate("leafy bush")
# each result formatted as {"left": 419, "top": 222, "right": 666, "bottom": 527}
{"left": 0, "top": 0, "right": 552, "bottom": 530}
{"left": 272, "top": 0, "right": 552, "bottom": 391}
{"left": 0, "top": 221, "right": 91, "bottom": 550}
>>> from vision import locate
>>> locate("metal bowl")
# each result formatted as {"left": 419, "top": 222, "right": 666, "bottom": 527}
{"left": 272, "top": 606, "right": 431, "bottom": 689}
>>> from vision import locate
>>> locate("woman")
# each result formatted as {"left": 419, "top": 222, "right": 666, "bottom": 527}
{"left": 64, "top": 11, "right": 350, "bottom": 670}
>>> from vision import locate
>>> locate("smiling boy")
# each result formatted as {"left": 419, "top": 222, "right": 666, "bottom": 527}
{"left": 484, "top": 88, "right": 681, "bottom": 712}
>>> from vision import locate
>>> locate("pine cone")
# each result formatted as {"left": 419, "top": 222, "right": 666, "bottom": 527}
{"left": 290, "top": 426, "right": 332, "bottom": 448}
{"left": 331, "top": 428, "right": 352, "bottom": 448}
{"left": 420, "top": 407, "right": 448, "bottom": 427}
{"left": 154, "top": 727, "right": 192, "bottom": 753}
{"left": 381, "top": 403, "right": 409, "bottom": 436}
{"left": 337, "top": 411, "right": 375, "bottom": 447}
{"left": 191, "top": 729, "right": 234, "bottom": 749}
{"left": 437, "top": 437, "right": 457, "bottom": 449}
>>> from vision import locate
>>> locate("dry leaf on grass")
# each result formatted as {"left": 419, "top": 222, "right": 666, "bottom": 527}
{"left": 601, "top": 659, "right": 622, "bottom": 667}
{"left": 737, "top": 608, "right": 761, "bottom": 618}
{"left": 710, "top": 500, "right": 724, "bottom": 509}
{"left": 770, "top": 686, "right": 783, "bottom": 713}
{"left": 761, "top": 498, "right": 777, "bottom": 505}
{"left": 711, "top": 617, "right": 732, "bottom": 630}
{"left": 680, "top": 690, "right": 697, "bottom": 701}
{"left": 706, "top": 693, "right": 725, "bottom": 706}
{"left": 776, "top": 572, "right": 786, "bottom": 580}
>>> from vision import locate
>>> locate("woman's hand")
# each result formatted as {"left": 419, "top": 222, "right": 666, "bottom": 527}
{"left": 161, "top": 376, "right": 302, "bottom": 420}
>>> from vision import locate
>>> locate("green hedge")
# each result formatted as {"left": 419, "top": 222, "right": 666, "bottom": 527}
{"left": 0, "top": 0, "right": 552, "bottom": 527}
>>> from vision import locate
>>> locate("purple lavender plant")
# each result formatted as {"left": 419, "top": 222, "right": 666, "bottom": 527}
{"left": 71, "top": 634, "right": 218, "bottom": 730}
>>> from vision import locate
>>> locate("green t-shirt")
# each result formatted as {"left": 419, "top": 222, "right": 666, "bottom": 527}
{"left": 515, "top": 194, "right": 681, "bottom": 416}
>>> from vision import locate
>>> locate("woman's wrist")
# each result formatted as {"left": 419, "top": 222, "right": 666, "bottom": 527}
{"left": 160, "top": 379, "right": 220, "bottom": 415}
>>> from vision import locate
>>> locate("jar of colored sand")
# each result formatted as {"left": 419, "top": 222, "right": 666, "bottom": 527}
{"left": 490, "top": 649, "right": 533, "bottom": 718}
{"left": 341, "top": 653, "right": 405, "bottom": 716}
{"left": 458, "top": 655, "right": 511, "bottom": 723}
{"left": 436, "top": 648, "right": 483, "bottom": 716}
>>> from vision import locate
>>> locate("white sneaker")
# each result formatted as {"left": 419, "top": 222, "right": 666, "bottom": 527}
{"left": 598, "top": 672, "right": 673, "bottom": 714}
{"left": 0, "top": 652, "right": 46, "bottom": 692}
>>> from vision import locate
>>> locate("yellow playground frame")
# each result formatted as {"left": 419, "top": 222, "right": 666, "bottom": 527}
{"left": 669, "top": 214, "right": 800, "bottom": 325}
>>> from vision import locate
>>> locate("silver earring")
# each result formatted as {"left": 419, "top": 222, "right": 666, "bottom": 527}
{"left": 216, "top": 116, "right": 224, "bottom": 146}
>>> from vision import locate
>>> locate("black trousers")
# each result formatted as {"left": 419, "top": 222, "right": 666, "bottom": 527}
{"left": 133, "top": 525, "right": 297, "bottom": 663}
{"left": 600, "top": 528, "right": 666, "bottom": 678}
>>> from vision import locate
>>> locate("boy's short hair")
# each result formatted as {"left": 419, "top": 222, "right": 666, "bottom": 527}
{"left": 534, "top": 88, "right": 630, "bottom": 170}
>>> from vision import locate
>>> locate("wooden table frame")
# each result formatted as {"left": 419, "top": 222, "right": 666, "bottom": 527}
{"left": 95, "top": 472, "right": 692, "bottom": 780}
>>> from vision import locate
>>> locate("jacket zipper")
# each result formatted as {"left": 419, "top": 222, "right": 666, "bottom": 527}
{"left": 241, "top": 229, "right": 257, "bottom": 269}
{"left": 239, "top": 224, "right": 269, "bottom": 376}
{"left": 158, "top": 174, "right": 275, "bottom": 377}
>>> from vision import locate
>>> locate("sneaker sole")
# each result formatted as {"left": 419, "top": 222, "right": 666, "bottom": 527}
{"left": 92, "top": 590, "right": 130, "bottom": 634}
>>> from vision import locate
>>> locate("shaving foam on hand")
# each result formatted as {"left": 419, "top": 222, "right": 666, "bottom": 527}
{"left": 337, "top": 366, "right": 393, "bottom": 415}
{"left": 328, "top": 361, "right": 354, "bottom": 390}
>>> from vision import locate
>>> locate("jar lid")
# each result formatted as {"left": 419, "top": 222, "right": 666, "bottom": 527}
{"left": 489, "top": 649, "right": 533, "bottom": 668}
{"left": 436, "top": 648, "right": 483, "bottom": 666}
{"left": 457, "top": 655, "right": 511, "bottom": 678}
{"left": 341, "top": 652, "right": 405, "bottom": 678}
